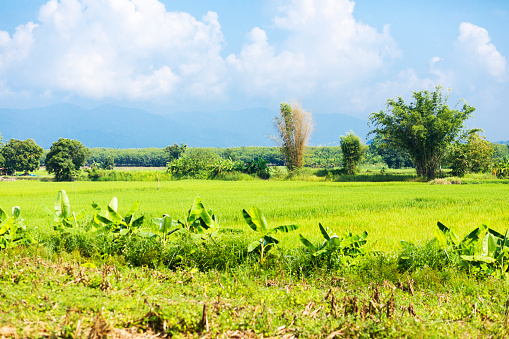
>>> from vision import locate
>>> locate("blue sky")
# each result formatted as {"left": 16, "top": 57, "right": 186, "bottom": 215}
{"left": 0, "top": 0, "right": 508, "bottom": 141}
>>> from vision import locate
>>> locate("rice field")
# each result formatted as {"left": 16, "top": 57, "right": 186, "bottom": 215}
{"left": 2, "top": 179, "right": 508, "bottom": 251}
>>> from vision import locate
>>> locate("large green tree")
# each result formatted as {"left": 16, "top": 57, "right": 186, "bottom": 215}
{"left": 369, "top": 86, "right": 475, "bottom": 179}
{"left": 340, "top": 132, "right": 366, "bottom": 174}
{"left": 448, "top": 133, "right": 494, "bottom": 176}
{"left": 45, "top": 138, "right": 90, "bottom": 181}
{"left": 273, "top": 102, "right": 313, "bottom": 171}
{"left": 1, "top": 139, "right": 44, "bottom": 175}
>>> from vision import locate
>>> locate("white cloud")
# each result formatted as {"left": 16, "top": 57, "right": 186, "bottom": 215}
{"left": 457, "top": 22, "right": 506, "bottom": 79}
{"left": 227, "top": 0, "right": 399, "bottom": 100}
{"left": 0, "top": 0, "right": 226, "bottom": 100}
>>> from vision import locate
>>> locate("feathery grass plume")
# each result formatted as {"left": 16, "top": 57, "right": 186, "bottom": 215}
{"left": 273, "top": 101, "right": 313, "bottom": 171}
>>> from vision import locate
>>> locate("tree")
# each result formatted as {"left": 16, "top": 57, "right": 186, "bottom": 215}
{"left": 369, "top": 135, "right": 413, "bottom": 169}
{"left": 46, "top": 138, "right": 90, "bottom": 181}
{"left": 1, "top": 139, "right": 44, "bottom": 175}
{"left": 164, "top": 143, "right": 188, "bottom": 162}
{"left": 369, "top": 86, "right": 475, "bottom": 179}
{"left": 273, "top": 102, "right": 313, "bottom": 171}
{"left": 340, "top": 132, "right": 366, "bottom": 174}
{"left": 0, "top": 133, "right": 4, "bottom": 168}
{"left": 448, "top": 133, "right": 494, "bottom": 176}
{"left": 100, "top": 156, "right": 114, "bottom": 170}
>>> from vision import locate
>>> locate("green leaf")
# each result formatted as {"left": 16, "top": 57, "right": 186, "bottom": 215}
{"left": 131, "top": 216, "right": 145, "bottom": 228}
{"left": 319, "top": 223, "right": 331, "bottom": 241}
{"left": 106, "top": 205, "right": 123, "bottom": 224}
{"left": 269, "top": 224, "right": 299, "bottom": 234}
{"left": 247, "top": 240, "right": 261, "bottom": 252}
{"left": 483, "top": 233, "right": 497, "bottom": 257}
{"left": 0, "top": 218, "right": 12, "bottom": 236}
{"left": 0, "top": 207, "right": 7, "bottom": 222}
{"left": 299, "top": 234, "right": 316, "bottom": 250}
{"left": 55, "top": 190, "right": 71, "bottom": 219}
{"left": 11, "top": 206, "right": 20, "bottom": 219}
{"left": 108, "top": 197, "right": 118, "bottom": 212}
{"left": 125, "top": 201, "right": 140, "bottom": 218}
{"left": 242, "top": 207, "right": 268, "bottom": 234}
{"left": 188, "top": 197, "right": 211, "bottom": 226}
{"left": 95, "top": 214, "right": 113, "bottom": 225}
{"left": 437, "top": 221, "right": 450, "bottom": 233}
{"left": 434, "top": 226, "right": 448, "bottom": 249}
{"left": 263, "top": 235, "right": 279, "bottom": 246}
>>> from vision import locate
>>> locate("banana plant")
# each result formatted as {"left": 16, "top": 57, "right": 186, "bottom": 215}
{"left": 435, "top": 221, "right": 509, "bottom": 274}
{"left": 242, "top": 206, "right": 299, "bottom": 261}
{"left": 44, "top": 190, "right": 87, "bottom": 234}
{"left": 142, "top": 214, "right": 182, "bottom": 242}
{"left": 299, "top": 223, "right": 368, "bottom": 264}
{"left": 0, "top": 206, "right": 35, "bottom": 249}
{"left": 92, "top": 197, "right": 144, "bottom": 235}
{"left": 177, "top": 196, "right": 219, "bottom": 234}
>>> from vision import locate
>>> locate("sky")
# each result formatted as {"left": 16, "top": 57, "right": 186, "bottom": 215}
{"left": 0, "top": 0, "right": 508, "bottom": 141}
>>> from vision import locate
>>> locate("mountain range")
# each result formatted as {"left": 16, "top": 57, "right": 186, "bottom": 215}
{"left": 0, "top": 104, "right": 371, "bottom": 149}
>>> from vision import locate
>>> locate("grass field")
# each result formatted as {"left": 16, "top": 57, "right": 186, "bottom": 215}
{"left": 2, "top": 178, "right": 509, "bottom": 338}
{"left": 1, "top": 179, "right": 509, "bottom": 250}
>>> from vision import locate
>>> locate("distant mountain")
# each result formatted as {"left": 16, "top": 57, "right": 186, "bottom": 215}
{"left": 0, "top": 104, "right": 370, "bottom": 148}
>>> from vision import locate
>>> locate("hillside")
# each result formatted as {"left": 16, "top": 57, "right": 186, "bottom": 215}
{"left": 0, "top": 104, "right": 370, "bottom": 148}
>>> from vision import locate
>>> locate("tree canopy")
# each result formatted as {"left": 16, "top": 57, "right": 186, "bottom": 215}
{"left": 369, "top": 86, "right": 475, "bottom": 179}
{"left": 45, "top": 138, "right": 90, "bottom": 181}
{"left": 0, "top": 139, "right": 44, "bottom": 175}
{"left": 340, "top": 132, "right": 366, "bottom": 174}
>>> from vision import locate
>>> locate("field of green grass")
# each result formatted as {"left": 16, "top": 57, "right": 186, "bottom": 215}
{"left": 2, "top": 178, "right": 509, "bottom": 338}
{"left": 1, "top": 179, "right": 509, "bottom": 250}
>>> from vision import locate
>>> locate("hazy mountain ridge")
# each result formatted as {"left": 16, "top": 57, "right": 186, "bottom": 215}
{"left": 1, "top": 104, "right": 370, "bottom": 148}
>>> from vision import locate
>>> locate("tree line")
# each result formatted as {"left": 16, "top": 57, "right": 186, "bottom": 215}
{"left": 1, "top": 86, "right": 509, "bottom": 180}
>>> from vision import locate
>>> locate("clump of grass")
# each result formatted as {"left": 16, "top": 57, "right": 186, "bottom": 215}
{"left": 397, "top": 239, "right": 457, "bottom": 272}
{"left": 429, "top": 177, "right": 462, "bottom": 185}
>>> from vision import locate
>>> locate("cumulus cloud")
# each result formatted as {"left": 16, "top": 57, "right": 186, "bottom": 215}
{"left": 457, "top": 22, "right": 506, "bottom": 79}
{"left": 0, "top": 0, "right": 226, "bottom": 100}
{"left": 227, "top": 0, "right": 399, "bottom": 100}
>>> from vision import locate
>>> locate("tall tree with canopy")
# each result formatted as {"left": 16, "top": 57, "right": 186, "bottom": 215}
{"left": 46, "top": 138, "right": 90, "bottom": 181}
{"left": 1, "top": 139, "right": 44, "bottom": 175}
{"left": 369, "top": 86, "right": 475, "bottom": 179}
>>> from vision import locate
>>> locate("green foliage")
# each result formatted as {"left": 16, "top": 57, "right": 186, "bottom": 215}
{"left": 299, "top": 223, "right": 368, "bottom": 265}
{"left": 164, "top": 143, "right": 188, "bottom": 162}
{"left": 432, "top": 221, "right": 509, "bottom": 276}
{"left": 242, "top": 157, "right": 270, "bottom": 179}
{"left": 273, "top": 102, "right": 313, "bottom": 171}
{"left": 0, "top": 206, "right": 35, "bottom": 249}
{"left": 242, "top": 206, "right": 299, "bottom": 261}
{"left": 493, "top": 157, "right": 509, "bottom": 178}
{"left": 100, "top": 156, "right": 114, "bottom": 170}
{"left": 448, "top": 133, "right": 494, "bottom": 176}
{"left": 340, "top": 132, "right": 366, "bottom": 174}
{"left": 44, "top": 190, "right": 87, "bottom": 234}
{"left": 92, "top": 197, "right": 145, "bottom": 236}
{"left": 0, "top": 138, "right": 44, "bottom": 175}
{"left": 369, "top": 86, "right": 476, "bottom": 179}
{"left": 369, "top": 134, "right": 413, "bottom": 169}
{"left": 87, "top": 147, "right": 167, "bottom": 167}
{"left": 493, "top": 143, "right": 509, "bottom": 160}
{"left": 176, "top": 196, "right": 219, "bottom": 234}
{"left": 46, "top": 138, "right": 91, "bottom": 181}
{"left": 305, "top": 146, "right": 342, "bottom": 168}
{"left": 167, "top": 148, "right": 219, "bottom": 178}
